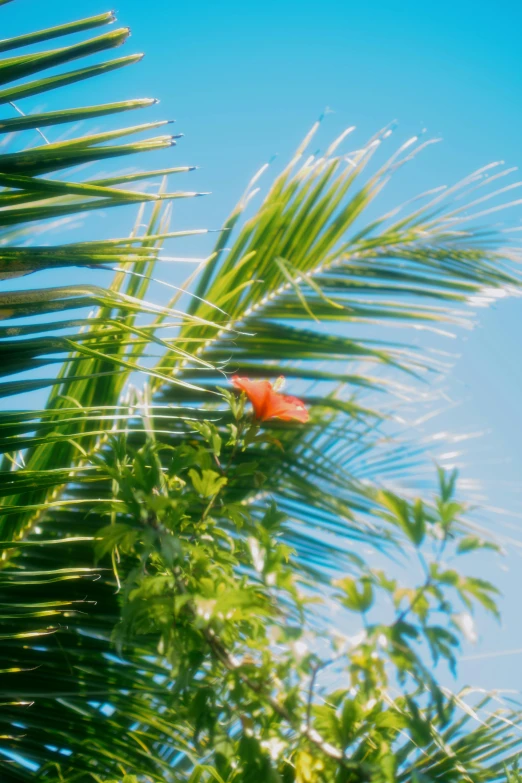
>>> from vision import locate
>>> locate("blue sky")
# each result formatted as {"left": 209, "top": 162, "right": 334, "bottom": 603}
{"left": 3, "top": 0, "right": 522, "bottom": 694}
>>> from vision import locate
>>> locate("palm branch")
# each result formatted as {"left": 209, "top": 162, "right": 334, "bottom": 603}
{"left": 0, "top": 9, "right": 217, "bottom": 543}
{"left": 0, "top": 8, "right": 211, "bottom": 779}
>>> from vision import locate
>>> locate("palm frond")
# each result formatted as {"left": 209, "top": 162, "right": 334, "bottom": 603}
{"left": 0, "top": 533, "right": 193, "bottom": 782}
{"left": 0, "top": 9, "right": 217, "bottom": 542}
{"left": 161, "top": 123, "right": 519, "bottom": 394}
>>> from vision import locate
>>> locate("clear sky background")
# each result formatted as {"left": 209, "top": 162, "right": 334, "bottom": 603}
{"left": 2, "top": 0, "right": 522, "bottom": 695}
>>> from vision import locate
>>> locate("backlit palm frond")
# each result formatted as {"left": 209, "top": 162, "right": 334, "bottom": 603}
{"left": 0, "top": 520, "right": 195, "bottom": 782}
{"left": 0, "top": 10, "right": 219, "bottom": 778}
{"left": 162, "top": 123, "right": 519, "bottom": 395}
{"left": 396, "top": 692, "right": 522, "bottom": 782}
{"left": 0, "top": 9, "right": 216, "bottom": 542}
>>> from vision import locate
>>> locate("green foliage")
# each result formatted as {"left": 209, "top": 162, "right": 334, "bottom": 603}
{"left": 0, "top": 5, "right": 212, "bottom": 546}
{"left": 73, "top": 402, "right": 517, "bottom": 782}
{"left": 1, "top": 4, "right": 522, "bottom": 783}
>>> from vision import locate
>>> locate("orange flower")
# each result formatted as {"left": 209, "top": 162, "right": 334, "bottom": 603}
{"left": 231, "top": 376, "right": 309, "bottom": 423}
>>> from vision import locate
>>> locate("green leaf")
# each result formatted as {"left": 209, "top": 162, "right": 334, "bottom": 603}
{"left": 333, "top": 576, "right": 374, "bottom": 613}
{"left": 457, "top": 536, "right": 501, "bottom": 555}
{"left": 189, "top": 468, "right": 228, "bottom": 498}
{"left": 378, "top": 490, "right": 425, "bottom": 546}
{"left": 95, "top": 523, "right": 139, "bottom": 560}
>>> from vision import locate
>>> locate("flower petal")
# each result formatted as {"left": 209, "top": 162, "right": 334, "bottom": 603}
{"left": 231, "top": 376, "right": 272, "bottom": 419}
{"left": 231, "top": 376, "right": 308, "bottom": 423}
{"left": 263, "top": 393, "right": 309, "bottom": 423}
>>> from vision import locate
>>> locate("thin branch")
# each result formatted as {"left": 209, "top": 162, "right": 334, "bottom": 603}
{"left": 169, "top": 560, "right": 344, "bottom": 763}
{"left": 204, "top": 625, "right": 344, "bottom": 762}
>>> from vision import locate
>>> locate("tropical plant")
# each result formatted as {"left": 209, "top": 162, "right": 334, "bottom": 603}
{"left": 1, "top": 5, "right": 522, "bottom": 782}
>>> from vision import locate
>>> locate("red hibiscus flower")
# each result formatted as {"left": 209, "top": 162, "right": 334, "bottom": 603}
{"left": 231, "top": 376, "right": 309, "bottom": 423}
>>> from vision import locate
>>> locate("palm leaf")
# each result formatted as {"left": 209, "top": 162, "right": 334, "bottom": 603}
{"left": 0, "top": 7, "right": 214, "bottom": 779}
{"left": 0, "top": 532, "right": 195, "bottom": 782}
{"left": 0, "top": 8, "right": 218, "bottom": 543}
{"left": 166, "top": 123, "right": 518, "bottom": 389}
